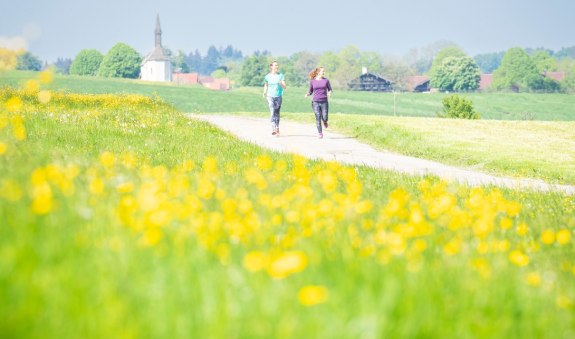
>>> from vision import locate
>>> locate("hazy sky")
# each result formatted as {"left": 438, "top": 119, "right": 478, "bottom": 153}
{"left": 1, "top": 0, "right": 574, "bottom": 62}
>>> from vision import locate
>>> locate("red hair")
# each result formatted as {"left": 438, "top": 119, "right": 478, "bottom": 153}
{"left": 309, "top": 67, "right": 324, "bottom": 80}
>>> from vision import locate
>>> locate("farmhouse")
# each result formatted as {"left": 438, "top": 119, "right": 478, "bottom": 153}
{"left": 406, "top": 75, "right": 431, "bottom": 92}
{"left": 140, "top": 15, "right": 172, "bottom": 82}
{"left": 348, "top": 67, "right": 393, "bottom": 92}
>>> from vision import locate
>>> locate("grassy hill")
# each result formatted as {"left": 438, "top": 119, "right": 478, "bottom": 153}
{"left": 2, "top": 70, "right": 575, "bottom": 120}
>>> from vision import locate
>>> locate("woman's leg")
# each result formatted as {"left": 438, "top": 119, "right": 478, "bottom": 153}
{"left": 312, "top": 101, "right": 322, "bottom": 133}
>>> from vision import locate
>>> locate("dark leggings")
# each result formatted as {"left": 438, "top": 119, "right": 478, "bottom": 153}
{"left": 312, "top": 101, "right": 328, "bottom": 133}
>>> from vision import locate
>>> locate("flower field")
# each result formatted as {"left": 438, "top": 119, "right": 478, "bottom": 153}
{"left": 1, "top": 72, "right": 574, "bottom": 338}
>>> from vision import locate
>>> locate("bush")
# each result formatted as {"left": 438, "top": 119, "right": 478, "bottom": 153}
{"left": 438, "top": 94, "right": 480, "bottom": 119}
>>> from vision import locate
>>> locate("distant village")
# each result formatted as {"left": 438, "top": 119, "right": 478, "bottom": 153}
{"left": 141, "top": 16, "right": 567, "bottom": 93}
{"left": 140, "top": 15, "right": 231, "bottom": 91}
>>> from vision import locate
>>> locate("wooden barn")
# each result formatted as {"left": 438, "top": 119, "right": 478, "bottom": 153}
{"left": 348, "top": 68, "right": 393, "bottom": 92}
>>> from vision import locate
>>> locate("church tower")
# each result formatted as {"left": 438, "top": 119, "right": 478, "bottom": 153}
{"left": 140, "top": 14, "right": 172, "bottom": 82}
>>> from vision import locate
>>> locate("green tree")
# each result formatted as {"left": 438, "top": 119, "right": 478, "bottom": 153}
{"left": 288, "top": 51, "right": 319, "bottom": 86}
{"left": 492, "top": 47, "right": 542, "bottom": 91}
{"left": 428, "top": 46, "right": 467, "bottom": 84}
{"left": 98, "top": 43, "right": 141, "bottom": 79}
{"left": 16, "top": 51, "right": 42, "bottom": 71}
{"left": 240, "top": 51, "right": 269, "bottom": 86}
{"left": 431, "top": 56, "right": 480, "bottom": 92}
{"left": 532, "top": 50, "right": 558, "bottom": 73}
{"left": 172, "top": 50, "right": 190, "bottom": 73}
{"left": 69, "top": 49, "right": 103, "bottom": 76}
{"left": 474, "top": 52, "right": 504, "bottom": 73}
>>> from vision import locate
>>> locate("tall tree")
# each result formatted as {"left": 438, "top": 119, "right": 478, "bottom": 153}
{"left": 69, "top": 49, "right": 103, "bottom": 76}
{"left": 172, "top": 50, "right": 190, "bottom": 73}
{"left": 474, "top": 52, "right": 504, "bottom": 73}
{"left": 492, "top": 47, "right": 542, "bottom": 91}
{"left": 187, "top": 50, "right": 202, "bottom": 73}
{"left": 98, "top": 43, "right": 141, "bottom": 78}
{"left": 431, "top": 56, "right": 480, "bottom": 92}
{"left": 53, "top": 57, "right": 73, "bottom": 74}
{"left": 428, "top": 46, "right": 467, "bottom": 82}
{"left": 16, "top": 51, "right": 42, "bottom": 71}
{"left": 532, "top": 50, "right": 558, "bottom": 73}
{"left": 240, "top": 51, "right": 269, "bottom": 86}
{"left": 202, "top": 45, "right": 220, "bottom": 75}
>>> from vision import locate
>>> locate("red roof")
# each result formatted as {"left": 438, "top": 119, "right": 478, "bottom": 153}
{"left": 479, "top": 74, "right": 493, "bottom": 90}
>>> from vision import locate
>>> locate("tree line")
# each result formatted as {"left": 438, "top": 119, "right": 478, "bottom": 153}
{"left": 8, "top": 41, "right": 575, "bottom": 93}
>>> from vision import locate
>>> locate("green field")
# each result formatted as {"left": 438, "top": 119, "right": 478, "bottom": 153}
{"left": 2, "top": 70, "right": 575, "bottom": 185}
{"left": 1, "top": 71, "right": 575, "bottom": 338}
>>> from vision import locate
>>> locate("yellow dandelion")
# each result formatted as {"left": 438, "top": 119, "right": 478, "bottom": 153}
{"left": 509, "top": 250, "right": 529, "bottom": 267}
{"left": 443, "top": 238, "right": 461, "bottom": 256}
{"left": 39, "top": 69, "right": 54, "bottom": 84}
{"left": 0, "top": 142, "right": 6, "bottom": 155}
{"left": 89, "top": 177, "right": 105, "bottom": 195}
{"left": 31, "top": 183, "right": 53, "bottom": 215}
{"left": 5, "top": 97, "right": 23, "bottom": 112}
{"left": 99, "top": 151, "right": 116, "bottom": 168}
{"left": 116, "top": 182, "right": 134, "bottom": 194}
{"left": 142, "top": 228, "right": 163, "bottom": 246}
{"left": 540, "top": 229, "right": 555, "bottom": 245}
{"left": 267, "top": 251, "right": 308, "bottom": 279}
{"left": 516, "top": 222, "right": 529, "bottom": 236}
{"left": 255, "top": 154, "right": 273, "bottom": 171}
{"left": 38, "top": 90, "right": 51, "bottom": 104}
{"left": 500, "top": 217, "right": 513, "bottom": 230}
{"left": 298, "top": 285, "right": 329, "bottom": 306}
{"left": 243, "top": 251, "right": 268, "bottom": 272}
{"left": 24, "top": 79, "right": 40, "bottom": 92}
{"left": 526, "top": 272, "right": 541, "bottom": 287}
{"left": 556, "top": 229, "right": 571, "bottom": 245}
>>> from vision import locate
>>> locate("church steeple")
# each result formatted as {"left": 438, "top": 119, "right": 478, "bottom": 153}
{"left": 155, "top": 14, "right": 162, "bottom": 47}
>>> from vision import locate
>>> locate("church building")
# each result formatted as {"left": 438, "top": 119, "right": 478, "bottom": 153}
{"left": 140, "top": 15, "right": 172, "bottom": 82}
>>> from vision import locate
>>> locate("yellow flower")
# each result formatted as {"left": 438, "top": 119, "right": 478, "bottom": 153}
{"left": 540, "top": 229, "right": 555, "bottom": 245}
{"left": 298, "top": 285, "right": 329, "bottom": 306}
{"left": 516, "top": 222, "right": 529, "bottom": 236}
{"left": 499, "top": 217, "right": 513, "bottom": 230}
{"left": 255, "top": 154, "right": 273, "bottom": 171}
{"left": 38, "top": 90, "right": 51, "bottom": 104}
{"left": 526, "top": 272, "right": 541, "bottom": 287}
{"left": 509, "top": 250, "right": 529, "bottom": 267}
{"left": 39, "top": 69, "right": 54, "bottom": 84}
{"left": 243, "top": 251, "right": 268, "bottom": 272}
{"left": 267, "top": 251, "right": 308, "bottom": 279}
{"left": 556, "top": 229, "right": 571, "bottom": 245}
{"left": 5, "top": 97, "right": 23, "bottom": 112}
{"left": 24, "top": 79, "right": 40, "bottom": 93}
{"left": 31, "top": 182, "right": 53, "bottom": 215}
{"left": 99, "top": 151, "right": 116, "bottom": 168}
{"left": 0, "top": 142, "right": 6, "bottom": 155}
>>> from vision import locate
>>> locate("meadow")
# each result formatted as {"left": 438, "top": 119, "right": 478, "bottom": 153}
{"left": 1, "top": 70, "right": 574, "bottom": 338}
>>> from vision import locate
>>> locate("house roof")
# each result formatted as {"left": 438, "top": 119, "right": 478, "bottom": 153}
{"left": 544, "top": 71, "right": 565, "bottom": 81}
{"left": 479, "top": 74, "right": 493, "bottom": 90}
{"left": 406, "top": 75, "right": 430, "bottom": 90}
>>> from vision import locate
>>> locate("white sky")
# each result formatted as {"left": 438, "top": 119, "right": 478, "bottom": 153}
{"left": 1, "top": 0, "right": 574, "bottom": 62}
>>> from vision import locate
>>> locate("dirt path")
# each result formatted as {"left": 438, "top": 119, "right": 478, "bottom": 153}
{"left": 190, "top": 114, "right": 575, "bottom": 195}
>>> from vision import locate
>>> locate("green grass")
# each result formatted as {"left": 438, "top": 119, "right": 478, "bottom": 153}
{"left": 1, "top": 85, "right": 575, "bottom": 338}
{"left": 3, "top": 70, "right": 575, "bottom": 185}
{"left": 3, "top": 70, "right": 575, "bottom": 120}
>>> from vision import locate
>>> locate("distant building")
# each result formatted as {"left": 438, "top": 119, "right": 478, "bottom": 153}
{"left": 406, "top": 75, "right": 430, "bottom": 92}
{"left": 140, "top": 15, "right": 172, "bottom": 82}
{"left": 348, "top": 67, "right": 393, "bottom": 92}
{"left": 172, "top": 72, "right": 231, "bottom": 91}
